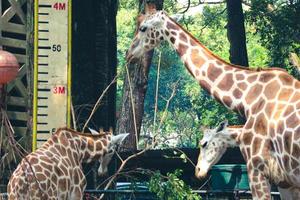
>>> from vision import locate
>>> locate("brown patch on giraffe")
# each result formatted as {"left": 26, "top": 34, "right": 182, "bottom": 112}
{"left": 264, "top": 81, "right": 280, "bottom": 99}
{"left": 242, "top": 132, "right": 253, "bottom": 145}
{"left": 247, "top": 74, "right": 258, "bottom": 83}
{"left": 217, "top": 74, "right": 234, "bottom": 91}
{"left": 254, "top": 113, "right": 267, "bottom": 135}
{"left": 190, "top": 49, "right": 205, "bottom": 67}
{"left": 212, "top": 91, "right": 222, "bottom": 103}
{"left": 292, "top": 144, "right": 300, "bottom": 158}
{"left": 237, "top": 82, "right": 247, "bottom": 91}
{"left": 277, "top": 136, "right": 283, "bottom": 152}
{"left": 101, "top": 139, "right": 108, "bottom": 146}
{"left": 286, "top": 113, "right": 299, "bottom": 128}
{"left": 170, "top": 30, "right": 177, "bottom": 36}
{"left": 58, "top": 178, "right": 67, "bottom": 191}
{"left": 252, "top": 137, "right": 262, "bottom": 155}
{"left": 164, "top": 30, "right": 169, "bottom": 36}
{"left": 265, "top": 103, "right": 275, "bottom": 118}
{"left": 96, "top": 141, "right": 103, "bottom": 150}
{"left": 36, "top": 173, "right": 47, "bottom": 181}
{"left": 290, "top": 91, "right": 300, "bottom": 102}
{"left": 190, "top": 38, "right": 197, "bottom": 46}
{"left": 155, "top": 31, "right": 159, "bottom": 37}
{"left": 199, "top": 80, "right": 212, "bottom": 92}
{"left": 245, "top": 84, "right": 263, "bottom": 104}
{"left": 283, "top": 155, "right": 291, "bottom": 171}
{"left": 177, "top": 43, "right": 188, "bottom": 57}
{"left": 170, "top": 37, "right": 175, "bottom": 44}
{"left": 194, "top": 69, "right": 200, "bottom": 77}
{"left": 269, "top": 123, "right": 276, "bottom": 137}
{"left": 279, "top": 74, "right": 294, "bottom": 86}
{"left": 222, "top": 96, "right": 232, "bottom": 107}
{"left": 30, "top": 157, "right": 39, "bottom": 165}
{"left": 245, "top": 118, "right": 255, "bottom": 130}
{"left": 166, "top": 21, "right": 178, "bottom": 30}
{"left": 294, "top": 127, "right": 300, "bottom": 141}
{"left": 214, "top": 60, "right": 222, "bottom": 66}
{"left": 223, "top": 65, "right": 232, "bottom": 71}
{"left": 179, "top": 33, "right": 188, "bottom": 43}
{"left": 251, "top": 100, "right": 266, "bottom": 115}
{"left": 283, "top": 105, "right": 294, "bottom": 117}
{"left": 291, "top": 157, "right": 299, "bottom": 169}
{"left": 283, "top": 131, "right": 293, "bottom": 154}
{"left": 236, "top": 74, "right": 245, "bottom": 81}
{"left": 259, "top": 73, "right": 275, "bottom": 83}
{"left": 207, "top": 64, "right": 222, "bottom": 82}
{"left": 277, "top": 120, "right": 285, "bottom": 135}
{"left": 278, "top": 88, "right": 293, "bottom": 102}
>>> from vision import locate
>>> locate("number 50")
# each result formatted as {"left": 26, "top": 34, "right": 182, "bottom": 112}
{"left": 52, "top": 44, "right": 61, "bottom": 52}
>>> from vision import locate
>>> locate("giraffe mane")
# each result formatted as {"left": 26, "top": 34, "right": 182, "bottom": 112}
{"left": 227, "top": 125, "right": 244, "bottom": 128}
{"left": 165, "top": 12, "right": 287, "bottom": 73}
{"left": 54, "top": 127, "right": 111, "bottom": 138}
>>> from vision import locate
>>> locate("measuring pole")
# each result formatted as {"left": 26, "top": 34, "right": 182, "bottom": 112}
{"left": 33, "top": 0, "right": 72, "bottom": 150}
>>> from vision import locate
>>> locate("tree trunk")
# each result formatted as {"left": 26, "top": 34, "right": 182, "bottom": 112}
{"left": 117, "top": 0, "right": 163, "bottom": 151}
{"left": 226, "top": 0, "right": 249, "bottom": 66}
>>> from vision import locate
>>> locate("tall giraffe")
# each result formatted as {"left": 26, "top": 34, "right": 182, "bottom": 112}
{"left": 196, "top": 121, "right": 300, "bottom": 199}
{"left": 7, "top": 128, "right": 128, "bottom": 200}
{"left": 126, "top": 11, "right": 300, "bottom": 200}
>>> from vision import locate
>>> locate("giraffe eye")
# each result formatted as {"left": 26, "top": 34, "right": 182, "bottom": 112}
{"left": 139, "top": 25, "right": 147, "bottom": 32}
{"left": 201, "top": 142, "right": 208, "bottom": 148}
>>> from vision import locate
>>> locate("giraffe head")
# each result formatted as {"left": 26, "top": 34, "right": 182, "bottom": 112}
{"left": 126, "top": 11, "right": 180, "bottom": 62}
{"left": 98, "top": 133, "right": 128, "bottom": 176}
{"left": 89, "top": 128, "right": 128, "bottom": 176}
{"left": 195, "top": 120, "right": 235, "bottom": 179}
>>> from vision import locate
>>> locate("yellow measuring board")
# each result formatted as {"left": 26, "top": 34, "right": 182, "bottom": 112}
{"left": 33, "top": 0, "right": 72, "bottom": 150}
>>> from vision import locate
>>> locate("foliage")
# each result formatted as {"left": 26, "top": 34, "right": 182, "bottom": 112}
{"left": 148, "top": 169, "right": 201, "bottom": 200}
{"left": 246, "top": 0, "right": 300, "bottom": 70}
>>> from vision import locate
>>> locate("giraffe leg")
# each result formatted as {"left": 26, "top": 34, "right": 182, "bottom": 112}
{"left": 248, "top": 168, "right": 272, "bottom": 200}
{"left": 278, "top": 187, "right": 300, "bottom": 200}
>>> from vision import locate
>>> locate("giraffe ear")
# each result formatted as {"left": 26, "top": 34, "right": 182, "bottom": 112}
{"left": 111, "top": 133, "right": 129, "bottom": 145}
{"left": 216, "top": 120, "right": 228, "bottom": 133}
{"left": 88, "top": 127, "right": 99, "bottom": 135}
{"left": 170, "top": 14, "right": 183, "bottom": 22}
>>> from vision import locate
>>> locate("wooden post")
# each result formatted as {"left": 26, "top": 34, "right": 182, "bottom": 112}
{"left": 26, "top": 0, "right": 34, "bottom": 152}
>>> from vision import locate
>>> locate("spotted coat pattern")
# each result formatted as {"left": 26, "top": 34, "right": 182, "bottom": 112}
{"left": 126, "top": 11, "right": 300, "bottom": 200}
{"left": 7, "top": 128, "right": 113, "bottom": 200}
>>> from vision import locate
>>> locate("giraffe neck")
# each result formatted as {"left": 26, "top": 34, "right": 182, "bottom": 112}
{"left": 78, "top": 134, "right": 110, "bottom": 163}
{"left": 225, "top": 126, "right": 242, "bottom": 147}
{"left": 48, "top": 128, "right": 110, "bottom": 164}
{"left": 162, "top": 15, "right": 252, "bottom": 115}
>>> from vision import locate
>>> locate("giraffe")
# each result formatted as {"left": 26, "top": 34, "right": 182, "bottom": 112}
{"left": 126, "top": 10, "right": 300, "bottom": 200}
{"left": 195, "top": 121, "right": 242, "bottom": 179}
{"left": 7, "top": 127, "right": 128, "bottom": 200}
{"left": 196, "top": 121, "right": 300, "bottom": 200}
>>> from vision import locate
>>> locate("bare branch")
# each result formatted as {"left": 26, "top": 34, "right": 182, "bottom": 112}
{"left": 82, "top": 76, "right": 118, "bottom": 132}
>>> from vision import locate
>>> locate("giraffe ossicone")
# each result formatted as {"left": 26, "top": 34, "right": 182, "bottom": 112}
{"left": 7, "top": 128, "right": 128, "bottom": 200}
{"left": 127, "top": 10, "right": 300, "bottom": 200}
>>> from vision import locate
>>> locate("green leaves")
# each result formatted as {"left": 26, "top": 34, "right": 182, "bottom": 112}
{"left": 148, "top": 170, "right": 201, "bottom": 200}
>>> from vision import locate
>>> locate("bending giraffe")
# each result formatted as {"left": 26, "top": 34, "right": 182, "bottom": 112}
{"left": 196, "top": 121, "right": 300, "bottom": 200}
{"left": 126, "top": 10, "right": 300, "bottom": 200}
{"left": 7, "top": 128, "right": 128, "bottom": 200}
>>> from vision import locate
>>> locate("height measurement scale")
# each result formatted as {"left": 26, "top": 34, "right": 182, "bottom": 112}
{"left": 33, "top": 0, "right": 72, "bottom": 150}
